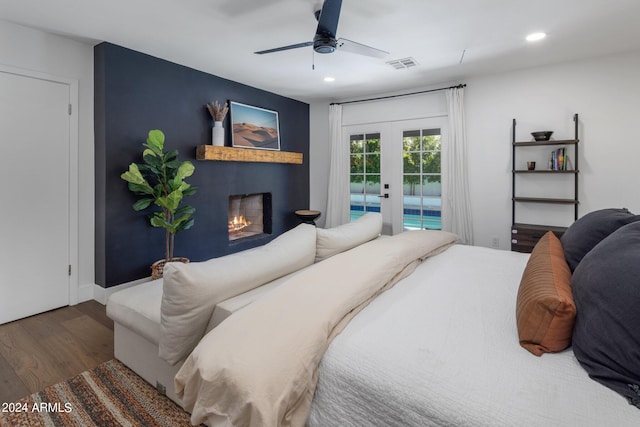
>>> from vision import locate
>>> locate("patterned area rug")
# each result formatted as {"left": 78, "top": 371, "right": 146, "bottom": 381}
{"left": 0, "top": 359, "right": 196, "bottom": 426}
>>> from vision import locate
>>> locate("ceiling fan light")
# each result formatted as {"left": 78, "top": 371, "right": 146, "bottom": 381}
{"left": 313, "top": 36, "right": 337, "bottom": 54}
{"left": 526, "top": 32, "right": 546, "bottom": 42}
{"left": 315, "top": 45, "right": 335, "bottom": 54}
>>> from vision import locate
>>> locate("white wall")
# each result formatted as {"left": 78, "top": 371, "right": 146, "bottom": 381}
{"left": 310, "top": 49, "right": 640, "bottom": 249}
{"left": 0, "top": 20, "right": 95, "bottom": 299}
{"left": 466, "top": 50, "right": 640, "bottom": 249}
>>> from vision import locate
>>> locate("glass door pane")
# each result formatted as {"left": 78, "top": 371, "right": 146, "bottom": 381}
{"left": 402, "top": 128, "right": 442, "bottom": 230}
{"left": 350, "top": 132, "right": 381, "bottom": 221}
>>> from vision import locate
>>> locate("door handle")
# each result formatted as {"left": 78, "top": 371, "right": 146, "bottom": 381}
{"left": 380, "top": 184, "right": 389, "bottom": 198}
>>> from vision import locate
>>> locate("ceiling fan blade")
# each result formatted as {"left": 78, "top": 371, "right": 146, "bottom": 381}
{"left": 336, "top": 38, "right": 389, "bottom": 58}
{"left": 254, "top": 41, "right": 313, "bottom": 55}
{"left": 316, "top": 0, "right": 342, "bottom": 37}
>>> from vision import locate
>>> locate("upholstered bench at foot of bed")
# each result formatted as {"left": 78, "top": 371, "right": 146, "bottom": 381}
{"left": 107, "top": 279, "right": 184, "bottom": 404}
{"left": 106, "top": 274, "right": 295, "bottom": 406}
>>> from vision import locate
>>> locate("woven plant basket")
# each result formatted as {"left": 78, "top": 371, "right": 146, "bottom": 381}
{"left": 151, "top": 257, "right": 190, "bottom": 279}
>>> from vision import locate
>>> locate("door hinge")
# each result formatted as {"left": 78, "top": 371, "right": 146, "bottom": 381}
{"left": 68, "top": 104, "right": 72, "bottom": 115}
{"left": 68, "top": 265, "right": 72, "bottom": 276}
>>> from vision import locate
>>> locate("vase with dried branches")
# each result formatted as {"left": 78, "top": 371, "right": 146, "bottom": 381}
{"left": 207, "top": 101, "right": 229, "bottom": 146}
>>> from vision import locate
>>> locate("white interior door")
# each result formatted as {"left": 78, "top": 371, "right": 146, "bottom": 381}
{"left": 0, "top": 70, "right": 71, "bottom": 324}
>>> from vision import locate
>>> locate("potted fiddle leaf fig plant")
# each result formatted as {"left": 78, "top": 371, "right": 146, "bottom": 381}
{"left": 121, "top": 129, "right": 197, "bottom": 278}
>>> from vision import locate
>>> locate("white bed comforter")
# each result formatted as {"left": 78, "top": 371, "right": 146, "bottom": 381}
{"left": 175, "top": 230, "right": 457, "bottom": 427}
{"left": 307, "top": 244, "right": 640, "bottom": 426}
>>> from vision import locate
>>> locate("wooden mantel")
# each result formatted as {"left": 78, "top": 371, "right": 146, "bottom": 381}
{"left": 196, "top": 145, "right": 303, "bottom": 164}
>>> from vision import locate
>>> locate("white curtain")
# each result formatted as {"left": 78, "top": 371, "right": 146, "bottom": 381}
{"left": 325, "top": 104, "right": 350, "bottom": 227}
{"left": 444, "top": 87, "right": 474, "bottom": 244}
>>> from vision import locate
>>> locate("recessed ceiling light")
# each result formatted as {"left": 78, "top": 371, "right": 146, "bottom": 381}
{"left": 526, "top": 32, "right": 546, "bottom": 42}
{"left": 324, "top": 76, "right": 335, "bottom": 82}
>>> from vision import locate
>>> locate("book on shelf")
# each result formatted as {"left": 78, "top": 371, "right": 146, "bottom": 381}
{"left": 550, "top": 147, "right": 567, "bottom": 170}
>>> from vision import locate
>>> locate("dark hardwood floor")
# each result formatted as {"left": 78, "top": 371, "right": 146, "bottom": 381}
{"left": 0, "top": 300, "right": 114, "bottom": 403}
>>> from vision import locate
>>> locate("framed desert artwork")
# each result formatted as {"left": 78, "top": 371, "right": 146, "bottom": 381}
{"left": 230, "top": 101, "right": 281, "bottom": 151}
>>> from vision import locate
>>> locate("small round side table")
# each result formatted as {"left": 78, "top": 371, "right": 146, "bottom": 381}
{"left": 295, "top": 210, "right": 321, "bottom": 226}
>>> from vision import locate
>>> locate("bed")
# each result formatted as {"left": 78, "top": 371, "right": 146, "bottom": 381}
{"left": 172, "top": 209, "right": 640, "bottom": 426}
{"left": 308, "top": 244, "right": 638, "bottom": 426}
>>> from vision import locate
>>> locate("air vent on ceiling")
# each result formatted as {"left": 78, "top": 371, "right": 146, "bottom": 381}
{"left": 386, "top": 57, "right": 418, "bottom": 69}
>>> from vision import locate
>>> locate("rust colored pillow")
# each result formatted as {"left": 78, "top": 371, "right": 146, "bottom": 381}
{"left": 516, "top": 231, "right": 575, "bottom": 356}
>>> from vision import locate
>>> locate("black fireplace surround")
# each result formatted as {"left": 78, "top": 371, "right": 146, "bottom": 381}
{"left": 94, "top": 43, "right": 309, "bottom": 287}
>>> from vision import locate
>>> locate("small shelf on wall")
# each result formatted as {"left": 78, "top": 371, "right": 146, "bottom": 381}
{"left": 513, "top": 197, "right": 579, "bottom": 204}
{"left": 513, "top": 169, "right": 579, "bottom": 174}
{"left": 512, "top": 139, "right": 579, "bottom": 147}
{"left": 196, "top": 146, "right": 303, "bottom": 164}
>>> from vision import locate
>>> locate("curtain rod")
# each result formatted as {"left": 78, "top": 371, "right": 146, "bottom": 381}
{"left": 330, "top": 83, "right": 466, "bottom": 106}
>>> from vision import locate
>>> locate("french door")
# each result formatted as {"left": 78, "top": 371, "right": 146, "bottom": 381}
{"left": 345, "top": 117, "right": 446, "bottom": 235}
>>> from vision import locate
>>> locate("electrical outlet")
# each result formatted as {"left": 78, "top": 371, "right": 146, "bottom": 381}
{"left": 490, "top": 237, "right": 500, "bottom": 249}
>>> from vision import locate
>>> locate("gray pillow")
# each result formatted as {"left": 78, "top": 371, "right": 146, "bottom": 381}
{"left": 571, "top": 221, "right": 640, "bottom": 409}
{"left": 560, "top": 208, "right": 640, "bottom": 271}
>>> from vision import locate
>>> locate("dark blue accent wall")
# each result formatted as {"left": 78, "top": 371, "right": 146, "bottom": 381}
{"left": 94, "top": 43, "right": 310, "bottom": 288}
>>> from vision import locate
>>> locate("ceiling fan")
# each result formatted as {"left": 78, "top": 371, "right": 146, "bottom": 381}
{"left": 254, "top": 0, "right": 389, "bottom": 58}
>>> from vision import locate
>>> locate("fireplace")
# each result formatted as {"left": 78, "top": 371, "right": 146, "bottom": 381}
{"left": 228, "top": 193, "right": 272, "bottom": 241}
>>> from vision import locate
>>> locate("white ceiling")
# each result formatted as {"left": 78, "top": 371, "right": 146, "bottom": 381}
{"left": 2, "top": 0, "right": 640, "bottom": 103}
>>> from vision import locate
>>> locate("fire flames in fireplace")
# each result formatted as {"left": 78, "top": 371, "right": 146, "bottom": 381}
{"left": 228, "top": 193, "right": 270, "bottom": 241}
{"left": 228, "top": 215, "right": 251, "bottom": 234}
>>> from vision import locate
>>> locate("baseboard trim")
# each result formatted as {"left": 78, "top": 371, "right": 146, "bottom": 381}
{"left": 78, "top": 283, "right": 95, "bottom": 303}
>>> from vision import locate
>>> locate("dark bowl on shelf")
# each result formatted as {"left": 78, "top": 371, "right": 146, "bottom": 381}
{"left": 531, "top": 131, "right": 553, "bottom": 141}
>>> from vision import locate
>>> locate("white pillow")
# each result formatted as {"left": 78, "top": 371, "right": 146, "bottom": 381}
{"left": 315, "top": 212, "right": 382, "bottom": 262}
{"left": 159, "top": 223, "right": 317, "bottom": 365}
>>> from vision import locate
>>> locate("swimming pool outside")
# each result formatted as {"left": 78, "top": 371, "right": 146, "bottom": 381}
{"left": 350, "top": 208, "right": 441, "bottom": 230}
